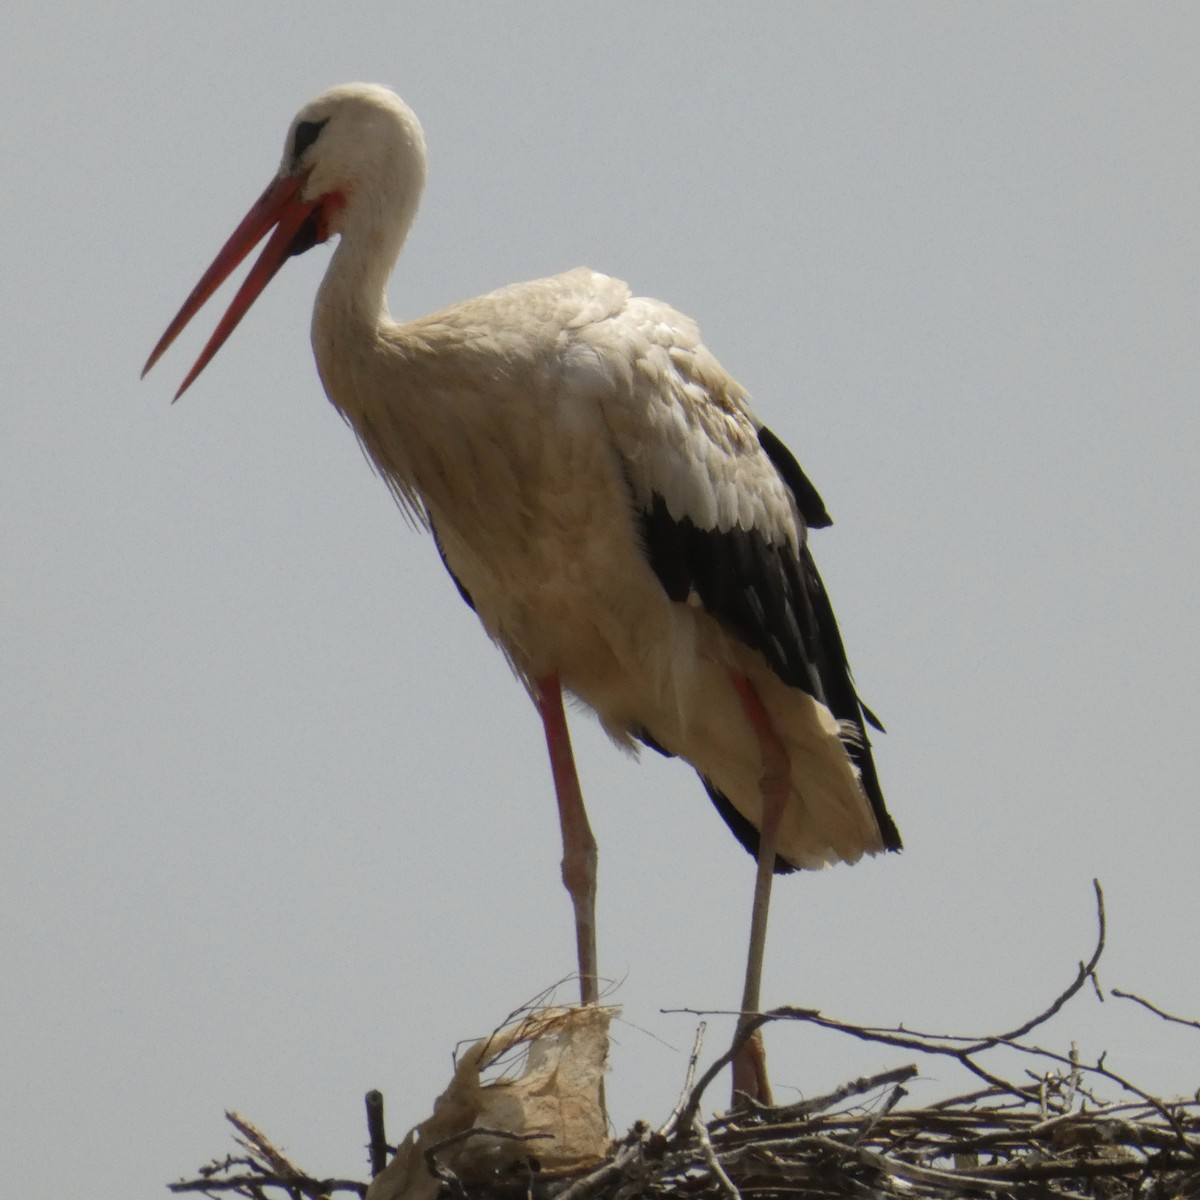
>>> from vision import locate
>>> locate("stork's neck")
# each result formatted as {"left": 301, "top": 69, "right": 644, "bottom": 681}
{"left": 308, "top": 189, "right": 426, "bottom": 493}
{"left": 312, "top": 203, "right": 410, "bottom": 349}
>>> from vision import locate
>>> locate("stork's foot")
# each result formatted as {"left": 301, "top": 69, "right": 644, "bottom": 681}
{"left": 731, "top": 1027, "right": 774, "bottom": 1106}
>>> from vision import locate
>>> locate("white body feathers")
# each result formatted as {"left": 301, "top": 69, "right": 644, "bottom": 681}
{"left": 314, "top": 258, "right": 886, "bottom": 868}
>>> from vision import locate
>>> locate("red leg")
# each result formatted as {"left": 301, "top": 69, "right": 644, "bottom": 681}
{"left": 729, "top": 671, "right": 790, "bottom": 1106}
{"left": 535, "top": 674, "right": 600, "bottom": 1006}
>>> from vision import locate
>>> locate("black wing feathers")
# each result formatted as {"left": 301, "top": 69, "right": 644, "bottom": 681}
{"left": 639, "top": 495, "right": 824, "bottom": 698}
{"left": 757, "top": 425, "right": 832, "bottom": 529}
{"left": 634, "top": 425, "right": 901, "bottom": 855}
{"left": 797, "top": 545, "right": 900, "bottom": 849}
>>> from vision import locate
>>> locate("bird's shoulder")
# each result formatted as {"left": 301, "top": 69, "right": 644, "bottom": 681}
{"left": 408, "top": 267, "right": 631, "bottom": 353}
{"left": 550, "top": 280, "right": 807, "bottom": 548}
{"left": 404, "top": 268, "right": 826, "bottom": 542}
{"left": 407, "top": 267, "right": 706, "bottom": 375}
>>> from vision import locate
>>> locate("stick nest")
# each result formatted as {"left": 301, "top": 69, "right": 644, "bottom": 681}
{"left": 169, "top": 882, "right": 1200, "bottom": 1200}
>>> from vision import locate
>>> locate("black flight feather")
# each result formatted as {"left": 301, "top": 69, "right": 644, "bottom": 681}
{"left": 757, "top": 424, "right": 832, "bottom": 529}
{"left": 634, "top": 427, "right": 901, "bottom": 860}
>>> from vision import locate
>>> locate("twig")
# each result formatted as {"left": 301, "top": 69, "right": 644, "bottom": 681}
{"left": 775, "top": 1065, "right": 920, "bottom": 1122}
{"left": 1113, "top": 988, "right": 1200, "bottom": 1033}
{"left": 364, "top": 1090, "right": 388, "bottom": 1178}
{"left": 226, "top": 1111, "right": 300, "bottom": 1179}
{"left": 554, "top": 1125, "right": 646, "bottom": 1200}
{"left": 659, "top": 1022, "right": 706, "bottom": 1138}
{"left": 803, "top": 1131, "right": 1018, "bottom": 1193}
{"left": 672, "top": 1010, "right": 786, "bottom": 1138}
{"left": 694, "top": 1116, "right": 741, "bottom": 1200}
{"left": 707, "top": 1064, "right": 920, "bottom": 1139}
{"left": 168, "top": 1174, "right": 365, "bottom": 1197}
{"left": 968, "top": 880, "right": 1108, "bottom": 1053}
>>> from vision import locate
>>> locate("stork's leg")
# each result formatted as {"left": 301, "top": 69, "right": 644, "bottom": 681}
{"left": 535, "top": 673, "right": 600, "bottom": 1006}
{"left": 729, "top": 671, "right": 790, "bottom": 1106}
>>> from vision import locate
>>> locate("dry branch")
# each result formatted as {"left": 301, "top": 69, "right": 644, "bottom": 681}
{"left": 168, "top": 881, "right": 1200, "bottom": 1200}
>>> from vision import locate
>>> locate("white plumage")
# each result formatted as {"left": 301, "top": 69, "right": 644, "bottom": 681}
{"left": 144, "top": 83, "right": 900, "bottom": 1103}
{"left": 332, "top": 261, "right": 882, "bottom": 866}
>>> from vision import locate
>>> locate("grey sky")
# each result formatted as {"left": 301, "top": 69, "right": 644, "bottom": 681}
{"left": 3, "top": 5, "right": 1198, "bottom": 1196}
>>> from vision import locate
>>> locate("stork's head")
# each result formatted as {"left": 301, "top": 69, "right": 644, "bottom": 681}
{"left": 142, "top": 83, "right": 427, "bottom": 398}
{"left": 283, "top": 84, "right": 428, "bottom": 241}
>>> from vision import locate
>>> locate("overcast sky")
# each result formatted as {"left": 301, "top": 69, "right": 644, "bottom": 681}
{"left": 3, "top": 5, "right": 1198, "bottom": 1197}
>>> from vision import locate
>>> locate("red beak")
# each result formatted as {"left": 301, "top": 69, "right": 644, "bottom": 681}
{"left": 142, "top": 172, "right": 328, "bottom": 399}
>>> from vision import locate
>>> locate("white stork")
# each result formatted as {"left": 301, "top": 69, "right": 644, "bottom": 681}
{"left": 143, "top": 83, "right": 901, "bottom": 1104}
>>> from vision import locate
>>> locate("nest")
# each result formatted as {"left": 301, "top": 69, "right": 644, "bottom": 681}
{"left": 170, "top": 884, "right": 1200, "bottom": 1200}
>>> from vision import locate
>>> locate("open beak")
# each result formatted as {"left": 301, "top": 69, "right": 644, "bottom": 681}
{"left": 142, "top": 172, "right": 328, "bottom": 399}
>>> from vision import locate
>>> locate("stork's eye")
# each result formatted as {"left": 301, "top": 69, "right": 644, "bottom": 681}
{"left": 292, "top": 119, "right": 328, "bottom": 162}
